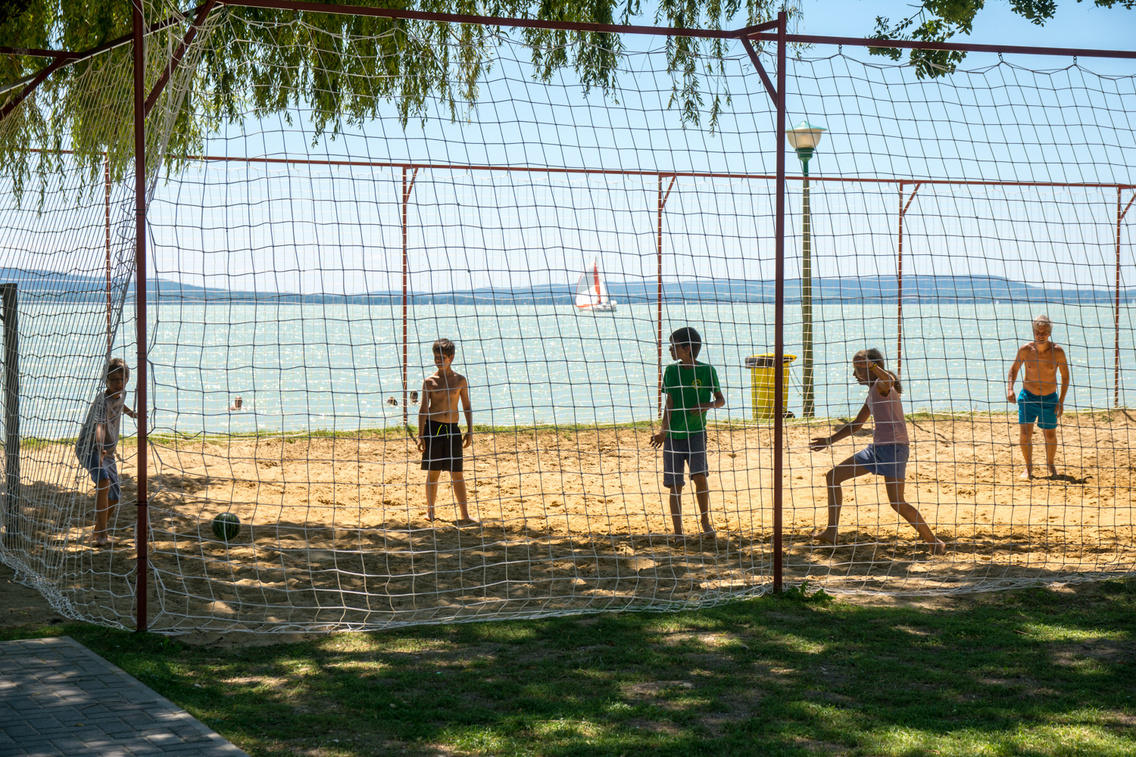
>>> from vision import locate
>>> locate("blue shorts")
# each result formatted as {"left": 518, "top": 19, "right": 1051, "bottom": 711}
{"left": 82, "top": 447, "right": 121, "bottom": 503}
{"left": 1018, "top": 390, "right": 1059, "bottom": 430}
{"left": 852, "top": 444, "right": 909, "bottom": 481}
{"left": 663, "top": 432, "right": 708, "bottom": 488}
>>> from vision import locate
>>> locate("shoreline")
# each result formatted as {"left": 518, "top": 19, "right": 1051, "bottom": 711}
{"left": 20, "top": 407, "right": 1127, "bottom": 448}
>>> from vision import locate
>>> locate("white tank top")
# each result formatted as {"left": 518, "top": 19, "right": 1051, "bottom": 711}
{"left": 867, "top": 382, "right": 909, "bottom": 446}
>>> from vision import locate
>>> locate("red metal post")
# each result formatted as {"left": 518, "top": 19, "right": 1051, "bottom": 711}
{"left": 181, "top": 151, "right": 1131, "bottom": 191}
{"left": 772, "top": 11, "right": 787, "bottom": 593}
{"left": 1117, "top": 189, "right": 1135, "bottom": 408}
{"left": 0, "top": 6, "right": 200, "bottom": 129}
{"left": 895, "top": 182, "right": 920, "bottom": 374}
{"left": 402, "top": 168, "right": 409, "bottom": 426}
{"left": 401, "top": 167, "right": 417, "bottom": 425}
{"left": 106, "top": 154, "right": 112, "bottom": 353}
{"left": 0, "top": 57, "right": 69, "bottom": 128}
{"left": 144, "top": 0, "right": 218, "bottom": 117}
{"left": 132, "top": 0, "right": 149, "bottom": 633}
{"left": 223, "top": 0, "right": 774, "bottom": 42}
{"left": 896, "top": 183, "right": 903, "bottom": 372}
{"left": 215, "top": 0, "right": 1136, "bottom": 62}
{"left": 656, "top": 174, "right": 675, "bottom": 414}
{"left": 746, "top": 31, "right": 1136, "bottom": 61}
{"left": 658, "top": 176, "right": 664, "bottom": 413}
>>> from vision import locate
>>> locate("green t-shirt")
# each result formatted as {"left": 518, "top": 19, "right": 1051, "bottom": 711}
{"left": 662, "top": 361, "right": 721, "bottom": 438}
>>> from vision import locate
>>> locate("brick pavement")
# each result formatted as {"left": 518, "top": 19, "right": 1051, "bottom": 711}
{"left": 0, "top": 637, "right": 248, "bottom": 757}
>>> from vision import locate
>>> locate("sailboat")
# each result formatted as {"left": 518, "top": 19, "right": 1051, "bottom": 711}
{"left": 574, "top": 259, "right": 617, "bottom": 313}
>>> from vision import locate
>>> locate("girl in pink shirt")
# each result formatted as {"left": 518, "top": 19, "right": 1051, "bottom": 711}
{"left": 809, "top": 349, "right": 945, "bottom": 555}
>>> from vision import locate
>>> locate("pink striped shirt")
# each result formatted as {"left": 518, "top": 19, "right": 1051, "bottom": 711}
{"left": 867, "top": 382, "right": 909, "bottom": 446}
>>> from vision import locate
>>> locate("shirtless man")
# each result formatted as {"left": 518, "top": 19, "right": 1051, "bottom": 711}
{"left": 1007, "top": 315, "right": 1071, "bottom": 480}
{"left": 416, "top": 338, "right": 475, "bottom": 523}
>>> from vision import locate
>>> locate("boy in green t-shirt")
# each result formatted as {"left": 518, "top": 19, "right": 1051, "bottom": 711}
{"left": 651, "top": 327, "right": 725, "bottom": 536}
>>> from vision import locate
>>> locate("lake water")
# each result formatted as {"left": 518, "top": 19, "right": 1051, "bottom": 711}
{"left": 10, "top": 299, "right": 1134, "bottom": 441}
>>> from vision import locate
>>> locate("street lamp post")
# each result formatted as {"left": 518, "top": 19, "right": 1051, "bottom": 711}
{"left": 787, "top": 120, "right": 826, "bottom": 419}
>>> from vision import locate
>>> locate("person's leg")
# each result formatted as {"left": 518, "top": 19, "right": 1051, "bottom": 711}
{"left": 1018, "top": 422, "right": 1035, "bottom": 479}
{"left": 92, "top": 479, "right": 111, "bottom": 546}
{"left": 884, "top": 478, "right": 945, "bottom": 554}
{"left": 816, "top": 456, "right": 867, "bottom": 545}
{"left": 668, "top": 484, "right": 684, "bottom": 535}
{"left": 424, "top": 470, "right": 442, "bottom": 521}
{"left": 686, "top": 434, "right": 712, "bottom": 534}
{"left": 690, "top": 473, "right": 714, "bottom": 534}
{"left": 451, "top": 471, "right": 475, "bottom": 524}
{"left": 1042, "top": 428, "right": 1058, "bottom": 477}
{"left": 662, "top": 436, "right": 687, "bottom": 535}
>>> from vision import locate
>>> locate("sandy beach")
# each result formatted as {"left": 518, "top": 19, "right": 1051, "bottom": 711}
{"left": 7, "top": 410, "right": 1134, "bottom": 634}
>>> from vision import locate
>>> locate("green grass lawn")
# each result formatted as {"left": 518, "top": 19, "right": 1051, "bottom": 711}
{"left": 5, "top": 580, "right": 1135, "bottom": 756}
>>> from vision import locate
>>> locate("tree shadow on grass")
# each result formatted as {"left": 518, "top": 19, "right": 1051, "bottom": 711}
{"left": 53, "top": 576, "right": 1136, "bottom": 757}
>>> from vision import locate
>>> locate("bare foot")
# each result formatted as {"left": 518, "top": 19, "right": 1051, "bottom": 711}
{"left": 1019, "top": 469, "right": 1033, "bottom": 480}
{"left": 1047, "top": 465, "right": 1059, "bottom": 478}
{"left": 91, "top": 535, "right": 111, "bottom": 548}
{"left": 455, "top": 518, "right": 479, "bottom": 527}
{"left": 929, "top": 539, "right": 946, "bottom": 556}
{"left": 425, "top": 511, "right": 436, "bottom": 522}
{"left": 813, "top": 529, "right": 837, "bottom": 546}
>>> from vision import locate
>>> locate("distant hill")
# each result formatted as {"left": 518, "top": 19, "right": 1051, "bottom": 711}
{"left": 0, "top": 268, "right": 1129, "bottom": 305}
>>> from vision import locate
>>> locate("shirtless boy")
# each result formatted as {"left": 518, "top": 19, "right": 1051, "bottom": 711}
{"left": 1007, "top": 315, "right": 1071, "bottom": 479}
{"left": 416, "top": 338, "right": 475, "bottom": 524}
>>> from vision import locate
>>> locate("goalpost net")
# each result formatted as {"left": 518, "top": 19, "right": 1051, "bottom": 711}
{"left": 0, "top": 5, "right": 1133, "bottom": 634}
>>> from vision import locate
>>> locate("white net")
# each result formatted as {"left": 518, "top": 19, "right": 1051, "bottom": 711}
{"left": 0, "top": 8, "right": 1133, "bottom": 634}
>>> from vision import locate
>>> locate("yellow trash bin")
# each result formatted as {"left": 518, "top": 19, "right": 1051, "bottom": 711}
{"left": 746, "top": 353, "right": 796, "bottom": 420}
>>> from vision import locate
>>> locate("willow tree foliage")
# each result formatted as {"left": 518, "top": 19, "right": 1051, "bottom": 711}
{"left": 3, "top": 0, "right": 1129, "bottom": 194}
{"left": 0, "top": 0, "right": 796, "bottom": 195}
{"left": 871, "top": 0, "right": 1135, "bottom": 76}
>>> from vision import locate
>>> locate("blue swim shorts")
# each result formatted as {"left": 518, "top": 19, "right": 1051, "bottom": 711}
{"left": 852, "top": 443, "right": 910, "bottom": 481}
{"left": 663, "top": 432, "right": 708, "bottom": 488}
{"left": 1018, "top": 389, "right": 1059, "bottom": 430}
{"left": 82, "top": 446, "right": 121, "bottom": 503}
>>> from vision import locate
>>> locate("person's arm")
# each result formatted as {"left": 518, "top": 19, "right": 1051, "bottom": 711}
{"left": 651, "top": 394, "right": 673, "bottom": 448}
{"left": 696, "top": 368, "right": 725, "bottom": 412}
{"left": 869, "top": 363, "right": 894, "bottom": 396}
{"left": 811, "top": 403, "right": 870, "bottom": 451}
{"left": 694, "top": 390, "right": 726, "bottom": 413}
{"left": 1007, "top": 347, "right": 1025, "bottom": 403}
{"left": 1056, "top": 346, "right": 1071, "bottom": 417}
{"left": 416, "top": 382, "right": 429, "bottom": 451}
{"left": 460, "top": 381, "right": 473, "bottom": 448}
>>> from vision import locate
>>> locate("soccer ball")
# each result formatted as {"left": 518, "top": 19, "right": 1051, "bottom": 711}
{"left": 212, "top": 512, "right": 241, "bottom": 541}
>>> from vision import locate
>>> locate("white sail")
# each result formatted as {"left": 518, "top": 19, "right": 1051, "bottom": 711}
{"left": 574, "top": 271, "right": 599, "bottom": 308}
{"left": 594, "top": 262, "right": 609, "bottom": 301}
{"left": 574, "top": 260, "right": 616, "bottom": 312}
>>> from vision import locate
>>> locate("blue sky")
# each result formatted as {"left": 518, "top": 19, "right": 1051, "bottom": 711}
{"left": 31, "top": 1, "right": 1122, "bottom": 298}
{"left": 140, "top": 1, "right": 1135, "bottom": 296}
{"left": 799, "top": 0, "right": 1135, "bottom": 61}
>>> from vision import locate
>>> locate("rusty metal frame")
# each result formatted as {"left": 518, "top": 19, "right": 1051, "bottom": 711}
{"left": 3, "top": 0, "right": 1133, "bottom": 619}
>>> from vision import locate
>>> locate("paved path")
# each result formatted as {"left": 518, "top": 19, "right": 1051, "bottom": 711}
{"left": 0, "top": 637, "right": 248, "bottom": 756}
